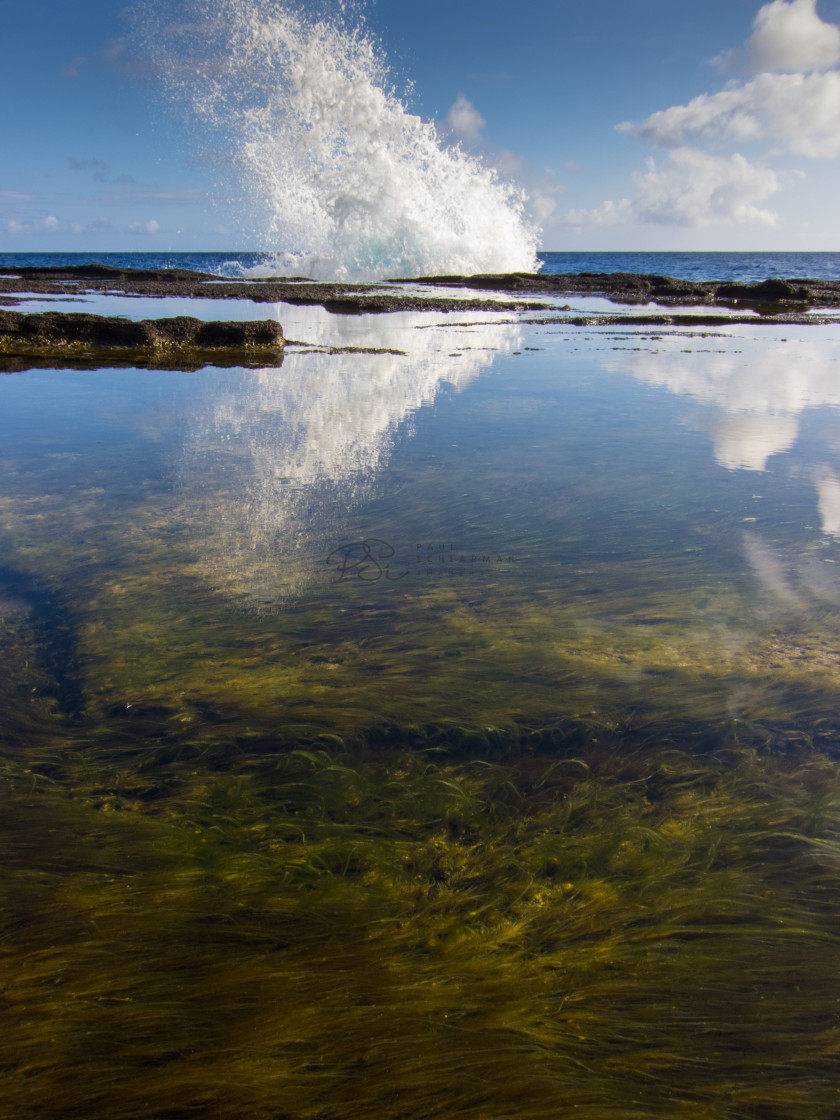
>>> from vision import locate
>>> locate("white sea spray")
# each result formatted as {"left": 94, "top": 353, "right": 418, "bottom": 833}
{"left": 139, "top": 0, "right": 540, "bottom": 279}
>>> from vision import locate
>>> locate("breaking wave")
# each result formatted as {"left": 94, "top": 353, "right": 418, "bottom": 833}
{"left": 142, "top": 0, "right": 540, "bottom": 279}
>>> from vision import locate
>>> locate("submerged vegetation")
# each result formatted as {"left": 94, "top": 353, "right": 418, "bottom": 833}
{"left": 2, "top": 691, "right": 840, "bottom": 1118}
{"left": 2, "top": 549, "right": 840, "bottom": 1118}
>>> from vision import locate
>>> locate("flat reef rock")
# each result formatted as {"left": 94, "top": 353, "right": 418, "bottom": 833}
{"left": 0, "top": 311, "right": 284, "bottom": 370}
{"left": 398, "top": 271, "right": 840, "bottom": 309}
{"left": 0, "top": 265, "right": 547, "bottom": 314}
{"left": 1, "top": 265, "right": 839, "bottom": 319}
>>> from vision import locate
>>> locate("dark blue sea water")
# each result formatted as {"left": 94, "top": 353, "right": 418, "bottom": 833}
{"left": 3, "top": 250, "right": 840, "bottom": 283}
{"left": 0, "top": 251, "right": 268, "bottom": 277}
{"left": 539, "top": 251, "right": 840, "bottom": 283}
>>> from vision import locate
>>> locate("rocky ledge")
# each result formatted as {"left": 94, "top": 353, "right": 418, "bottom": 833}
{"left": 0, "top": 311, "right": 284, "bottom": 369}
{"left": 397, "top": 272, "right": 840, "bottom": 310}
{"left": 1, "top": 265, "right": 839, "bottom": 320}
{"left": 0, "top": 265, "right": 547, "bottom": 314}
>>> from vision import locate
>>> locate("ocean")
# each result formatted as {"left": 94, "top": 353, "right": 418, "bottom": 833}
{"left": 3, "top": 248, "right": 840, "bottom": 283}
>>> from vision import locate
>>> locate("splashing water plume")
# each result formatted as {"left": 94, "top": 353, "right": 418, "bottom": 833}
{"left": 146, "top": 0, "right": 540, "bottom": 278}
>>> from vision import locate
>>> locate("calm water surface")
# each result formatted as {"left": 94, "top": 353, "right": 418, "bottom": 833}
{"left": 2, "top": 294, "right": 840, "bottom": 1118}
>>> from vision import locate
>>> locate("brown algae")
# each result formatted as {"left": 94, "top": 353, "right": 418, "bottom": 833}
{"left": 2, "top": 726, "right": 840, "bottom": 1119}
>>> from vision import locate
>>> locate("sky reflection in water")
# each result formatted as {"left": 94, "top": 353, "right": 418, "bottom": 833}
{"left": 3, "top": 301, "right": 840, "bottom": 734}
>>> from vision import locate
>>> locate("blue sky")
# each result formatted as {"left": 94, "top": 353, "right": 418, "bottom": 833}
{"left": 3, "top": 0, "right": 840, "bottom": 252}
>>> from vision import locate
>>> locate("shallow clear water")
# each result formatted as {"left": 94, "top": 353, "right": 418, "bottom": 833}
{"left": 5, "top": 307, "right": 840, "bottom": 731}
{"left": 3, "top": 295, "right": 840, "bottom": 1118}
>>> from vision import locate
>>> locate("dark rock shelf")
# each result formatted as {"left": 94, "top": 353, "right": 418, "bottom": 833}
{"left": 2, "top": 264, "right": 839, "bottom": 315}
{"left": 394, "top": 270, "right": 840, "bottom": 310}
{"left": 0, "top": 265, "right": 546, "bottom": 314}
{"left": 0, "top": 311, "right": 284, "bottom": 371}
{"left": 0, "top": 269, "right": 838, "bottom": 353}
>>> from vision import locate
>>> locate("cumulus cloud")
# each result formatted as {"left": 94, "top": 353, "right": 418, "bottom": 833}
{"left": 3, "top": 215, "right": 60, "bottom": 234}
{"left": 128, "top": 219, "right": 161, "bottom": 234}
{"left": 619, "top": 70, "right": 840, "bottom": 157}
{"left": 443, "top": 95, "right": 562, "bottom": 225}
{"left": 716, "top": 0, "right": 840, "bottom": 73}
{"left": 634, "top": 149, "right": 780, "bottom": 225}
{"left": 564, "top": 148, "right": 780, "bottom": 229}
{"left": 563, "top": 198, "right": 631, "bottom": 229}
{"left": 562, "top": 0, "right": 840, "bottom": 232}
{"left": 447, "top": 94, "right": 486, "bottom": 141}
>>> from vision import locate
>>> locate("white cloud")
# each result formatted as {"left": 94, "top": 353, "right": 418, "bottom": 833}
{"left": 632, "top": 148, "right": 780, "bottom": 226}
{"left": 618, "top": 70, "right": 840, "bottom": 157}
{"left": 2, "top": 214, "right": 112, "bottom": 235}
{"left": 566, "top": 1, "right": 840, "bottom": 234}
{"left": 484, "top": 147, "right": 563, "bottom": 223}
{"left": 563, "top": 198, "right": 632, "bottom": 229}
{"left": 447, "top": 94, "right": 485, "bottom": 141}
{"left": 3, "top": 215, "right": 59, "bottom": 234}
{"left": 128, "top": 219, "right": 161, "bottom": 233}
{"left": 717, "top": 0, "right": 840, "bottom": 73}
{"left": 3, "top": 217, "right": 54, "bottom": 237}
{"left": 442, "top": 96, "right": 561, "bottom": 226}
{"left": 563, "top": 148, "right": 780, "bottom": 229}
{"left": 527, "top": 180, "right": 563, "bottom": 223}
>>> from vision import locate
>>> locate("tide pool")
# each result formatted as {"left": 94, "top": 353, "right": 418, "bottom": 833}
{"left": 2, "top": 295, "right": 840, "bottom": 1119}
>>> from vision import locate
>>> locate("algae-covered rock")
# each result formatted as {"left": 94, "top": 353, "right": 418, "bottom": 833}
{"left": 398, "top": 270, "right": 840, "bottom": 308}
{"left": 0, "top": 310, "right": 284, "bottom": 366}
